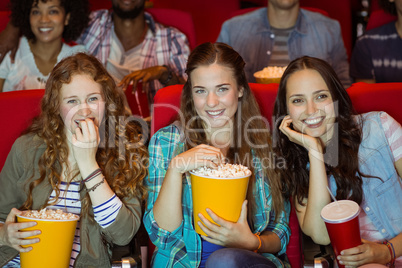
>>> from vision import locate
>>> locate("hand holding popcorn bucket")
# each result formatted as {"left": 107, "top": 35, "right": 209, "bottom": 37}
{"left": 17, "top": 208, "right": 79, "bottom": 268}
{"left": 190, "top": 164, "right": 251, "bottom": 236}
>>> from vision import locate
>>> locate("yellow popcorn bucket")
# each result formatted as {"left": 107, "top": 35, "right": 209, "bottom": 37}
{"left": 190, "top": 172, "right": 250, "bottom": 236}
{"left": 17, "top": 214, "right": 79, "bottom": 268}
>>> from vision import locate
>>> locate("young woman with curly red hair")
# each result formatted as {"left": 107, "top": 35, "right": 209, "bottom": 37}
{"left": 0, "top": 53, "right": 148, "bottom": 267}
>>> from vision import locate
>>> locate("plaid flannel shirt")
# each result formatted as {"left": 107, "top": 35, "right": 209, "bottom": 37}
{"left": 143, "top": 124, "right": 291, "bottom": 267}
{"left": 77, "top": 9, "right": 190, "bottom": 102}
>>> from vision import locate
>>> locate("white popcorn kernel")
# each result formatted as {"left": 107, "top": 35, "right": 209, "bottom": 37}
{"left": 191, "top": 163, "right": 251, "bottom": 178}
{"left": 21, "top": 208, "right": 79, "bottom": 220}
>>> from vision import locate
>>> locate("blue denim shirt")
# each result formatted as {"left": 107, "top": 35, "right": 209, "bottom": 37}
{"left": 217, "top": 8, "right": 351, "bottom": 88}
{"left": 328, "top": 112, "right": 402, "bottom": 240}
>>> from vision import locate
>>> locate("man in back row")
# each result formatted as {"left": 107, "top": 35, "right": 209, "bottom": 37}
{"left": 217, "top": 0, "right": 351, "bottom": 88}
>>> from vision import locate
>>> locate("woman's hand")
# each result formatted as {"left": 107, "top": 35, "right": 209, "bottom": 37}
{"left": 198, "top": 200, "right": 257, "bottom": 250}
{"left": 169, "top": 144, "right": 225, "bottom": 174}
{"left": 0, "top": 208, "right": 41, "bottom": 252}
{"left": 337, "top": 239, "right": 391, "bottom": 267}
{"left": 71, "top": 118, "right": 100, "bottom": 169}
{"left": 279, "top": 115, "right": 323, "bottom": 153}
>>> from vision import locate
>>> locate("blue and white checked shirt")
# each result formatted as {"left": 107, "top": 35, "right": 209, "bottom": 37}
{"left": 143, "top": 124, "right": 291, "bottom": 267}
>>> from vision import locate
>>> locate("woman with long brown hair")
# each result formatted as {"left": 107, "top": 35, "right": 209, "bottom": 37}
{"left": 144, "top": 42, "right": 290, "bottom": 267}
{"left": 0, "top": 52, "right": 148, "bottom": 267}
{"left": 274, "top": 56, "right": 402, "bottom": 267}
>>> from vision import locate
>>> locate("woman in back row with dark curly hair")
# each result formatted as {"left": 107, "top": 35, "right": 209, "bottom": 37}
{"left": 0, "top": 53, "right": 148, "bottom": 267}
{"left": 0, "top": 0, "right": 90, "bottom": 92}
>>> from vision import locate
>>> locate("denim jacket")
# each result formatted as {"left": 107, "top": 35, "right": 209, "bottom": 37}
{"left": 217, "top": 8, "right": 351, "bottom": 88}
{"left": 328, "top": 112, "right": 402, "bottom": 239}
{"left": 144, "top": 124, "right": 291, "bottom": 267}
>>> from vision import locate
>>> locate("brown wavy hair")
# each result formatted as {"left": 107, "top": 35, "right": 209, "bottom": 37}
{"left": 273, "top": 56, "right": 365, "bottom": 206}
{"left": 180, "top": 42, "right": 285, "bottom": 223}
{"left": 21, "top": 53, "right": 148, "bottom": 217}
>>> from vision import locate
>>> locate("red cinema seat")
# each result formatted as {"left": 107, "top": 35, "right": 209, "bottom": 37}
{"left": 146, "top": 8, "right": 196, "bottom": 50}
{"left": 0, "top": 90, "right": 44, "bottom": 172}
{"left": 348, "top": 82, "right": 402, "bottom": 124}
{"left": 152, "top": 0, "right": 240, "bottom": 46}
{"left": 0, "top": 11, "right": 10, "bottom": 32}
{"left": 365, "top": 9, "right": 397, "bottom": 31}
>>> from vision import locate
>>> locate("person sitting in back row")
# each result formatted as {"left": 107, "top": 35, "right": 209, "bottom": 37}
{"left": 0, "top": 0, "right": 88, "bottom": 92}
{"left": 350, "top": 0, "right": 402, "bottom": 83}
{"left": 217, "top": 0, "right": 351, "bottom": 88}
{"left": 0, "top": 0, "right": 190, "bottom": 109}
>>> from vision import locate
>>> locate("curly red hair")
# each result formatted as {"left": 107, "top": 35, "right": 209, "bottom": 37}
{"left": 21, "top": 53, "right": 148, "bottom": 215}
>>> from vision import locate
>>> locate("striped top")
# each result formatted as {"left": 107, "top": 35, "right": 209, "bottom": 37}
{"left": 269, "top": 27, "right": 293, "bottom": 67}
{"left": 5, "top": 181, "right": 122, "bottom": 268}
{"left": 381, "top": 112, "right": 402, "bottom": 161}
{"left": 350, "top": 22, "right": 402, "bottom": 82}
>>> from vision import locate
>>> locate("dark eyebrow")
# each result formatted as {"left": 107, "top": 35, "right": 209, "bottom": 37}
{"left": 289, "top": 89, "right": 330, "bottom": 98}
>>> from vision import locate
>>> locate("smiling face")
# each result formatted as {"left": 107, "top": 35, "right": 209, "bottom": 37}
{"left": 191, "top": 63, "right": 243, "bottom": 134}
{"left": 59, "top": 74, "right": 106, "bottom": 133}
{"left": 286, "top": 68, "right": 336, "bottom": 144}
{"left": 29, "top": 0, "right": 69, "bottom": 44}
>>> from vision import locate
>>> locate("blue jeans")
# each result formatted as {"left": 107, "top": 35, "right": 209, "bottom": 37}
{"left": 205, "top": 248, "right": 277, "bottom": 268}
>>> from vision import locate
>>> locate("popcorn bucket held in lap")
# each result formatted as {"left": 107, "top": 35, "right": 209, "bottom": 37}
{"left": 17, "top": 209, "right": 79, "bottom": 268}
{"left": 190, "top": 164, "right": 251, "bottom": 236}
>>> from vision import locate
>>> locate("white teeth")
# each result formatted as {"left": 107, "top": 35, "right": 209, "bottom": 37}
{"left": 305, "top": 117, "right": 322, "bottom": 125}
{"left": 207, "top": 110, "right": 223, "bottom": 116}
{"left": 39, "top": 28, "right": 52, "bottom": 32}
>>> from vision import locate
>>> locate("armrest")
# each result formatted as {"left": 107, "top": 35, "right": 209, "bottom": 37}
{"left": 314, "top": 256, "right": 331, "bottom": 268}
{"left": 313, "top": 245, "right": 335, "bottom": 268}
{"left": 111, "top": 219, "right": 149, "bottom": 268}
{"left": 112, "top": 257, "right": 139, "bottom": 268}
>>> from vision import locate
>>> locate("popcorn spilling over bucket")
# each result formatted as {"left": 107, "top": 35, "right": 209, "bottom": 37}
{"left": 17, "top": 208, "right": 79, "bottom": 268}
{"left": 190, "top": 164, "right": 251, "bottom": 236}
